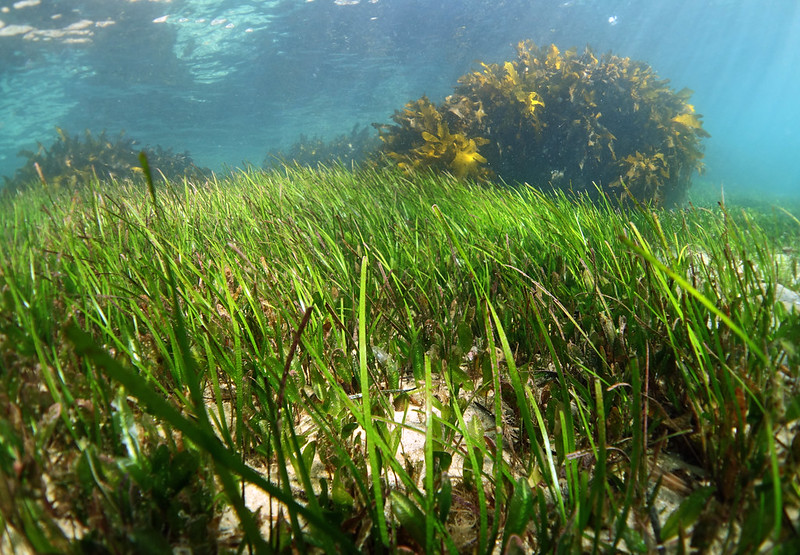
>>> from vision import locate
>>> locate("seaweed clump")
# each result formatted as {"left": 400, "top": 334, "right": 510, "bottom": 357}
{"left": 264, "top": 124, "right": 381, "bottom": 170}
{"left": 375, "top": 41, "right": 710, "bottom": 206}
{"left": 2, "top": 128, "right": 210, "bottom": 193}
{"left": 373, "top": 96, "right": 492, "bottom": 181}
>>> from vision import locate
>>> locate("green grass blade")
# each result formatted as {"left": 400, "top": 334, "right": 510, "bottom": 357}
{"left": 359, "top": 255, "right": 390, "bottom": 546}
{"left": 424, "top": 353, "right": 436, "bottom": 552}
{"left": 65, "top": 323, "right": 355, "bottom": 551}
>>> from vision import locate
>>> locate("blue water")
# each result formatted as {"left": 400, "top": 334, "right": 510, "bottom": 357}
{"left": 1, "top": 0, "right": 798, "bottom": 197}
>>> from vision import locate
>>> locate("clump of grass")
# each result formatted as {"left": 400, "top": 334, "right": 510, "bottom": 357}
{"left": 1, "top": 165, "right": 798, "bottom": 552}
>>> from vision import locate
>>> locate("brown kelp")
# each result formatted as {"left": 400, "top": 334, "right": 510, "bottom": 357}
{"left": 373, "top": 96, "right": 492, "bottom": 181}
{"left": 375, "top": 41, "right": 710, "bottom": 206}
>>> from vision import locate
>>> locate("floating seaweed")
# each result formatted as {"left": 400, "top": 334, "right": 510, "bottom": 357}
{"left": 376, "top": 41, "right": 710, "bottom": 206}
{"left": 2, "top": 128, "right": 210, "bottom": 193}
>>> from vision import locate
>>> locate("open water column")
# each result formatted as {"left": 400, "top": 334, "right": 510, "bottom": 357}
{"left": 0, "top": 0, "right": 798, "bottom": 197}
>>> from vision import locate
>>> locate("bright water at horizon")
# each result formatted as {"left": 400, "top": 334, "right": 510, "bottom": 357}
{"left": 1, "top": 0, "right": 798, "bottom": 198}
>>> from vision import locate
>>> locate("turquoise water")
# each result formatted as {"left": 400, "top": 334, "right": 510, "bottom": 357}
{"left": 1, "top": 0, "right": 798, "bottom": 196}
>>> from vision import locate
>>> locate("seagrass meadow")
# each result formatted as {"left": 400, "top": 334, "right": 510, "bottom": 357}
{"left": 1, "top": 165, "right": 799, "bottom": 553}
